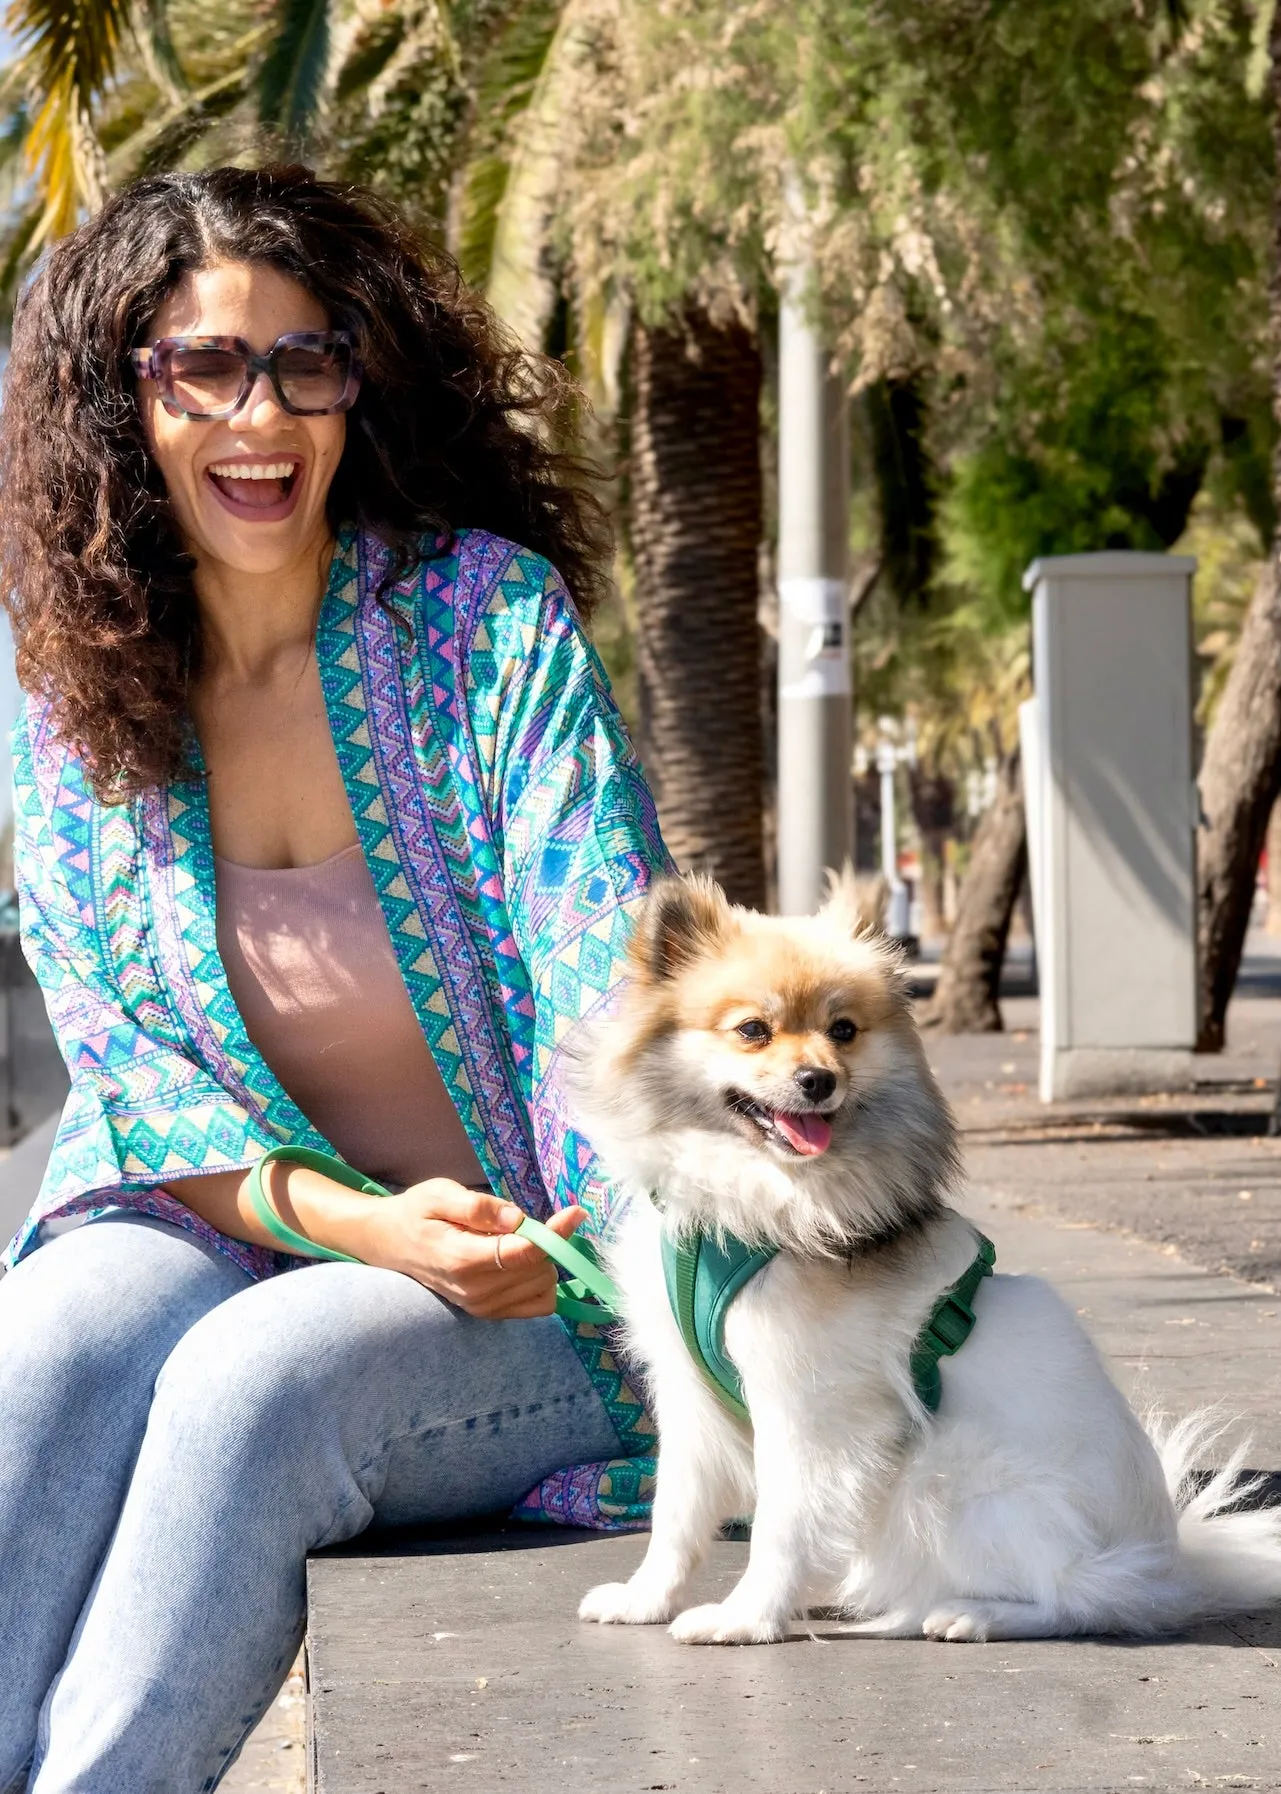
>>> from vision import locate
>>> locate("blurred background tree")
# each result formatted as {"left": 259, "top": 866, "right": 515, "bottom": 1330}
{"left": 1, "top": 0, "right": 1279, "bottom": 1034}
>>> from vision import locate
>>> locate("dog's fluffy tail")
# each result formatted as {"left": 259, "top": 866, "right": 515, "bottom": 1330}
{"left": 1147, "top": 1410, "right": 1281, "bottom": 1629}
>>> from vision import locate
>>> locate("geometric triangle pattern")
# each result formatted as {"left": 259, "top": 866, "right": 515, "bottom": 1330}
{"left": 5, "top": 526, "right": 673, "bottom": 1529}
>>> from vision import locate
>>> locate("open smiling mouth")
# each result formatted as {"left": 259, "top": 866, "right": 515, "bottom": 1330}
{"left": 727, "top": 1091, "right": 834, "bottom": 1157}
{"left": 205, "top": 459, "right": 302, "bottom": 519}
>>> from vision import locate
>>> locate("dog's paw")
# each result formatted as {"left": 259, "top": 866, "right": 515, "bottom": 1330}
{"left": 922, "top": 1603, "right": 995, "bottom": 1643}
{"left": 578, "top": 1580, "right": 675, "bottom": 1626}
{"left": 668, "top": 1601, "right": 787, "bottom": 1646}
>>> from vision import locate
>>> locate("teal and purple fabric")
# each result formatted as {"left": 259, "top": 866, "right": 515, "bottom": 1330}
{"left": 6, "top": 527, "right": 668, "bottom": 1529}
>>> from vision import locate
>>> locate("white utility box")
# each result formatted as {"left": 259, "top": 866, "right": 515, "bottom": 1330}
{"left": 1021, "top": 552, "right": 1198, "bottom": 1103}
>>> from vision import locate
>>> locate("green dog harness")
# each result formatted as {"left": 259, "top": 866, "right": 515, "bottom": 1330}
{"left": 660, "top": 1221, "right": 996, "bottom": 1423}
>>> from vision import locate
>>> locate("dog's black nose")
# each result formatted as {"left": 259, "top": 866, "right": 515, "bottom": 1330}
{"left": 793, "top": 1066, "right": 836, "bottom": 1102}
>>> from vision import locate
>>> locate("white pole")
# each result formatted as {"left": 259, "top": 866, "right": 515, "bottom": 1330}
{"left": 776, "top": 179, "right": 852, "bottom": 915}
{"left": 876, "top": 723, "right": 912, "bottom": 939}
{"left": 877, "top": 736, "right": 898, "bottom": 885}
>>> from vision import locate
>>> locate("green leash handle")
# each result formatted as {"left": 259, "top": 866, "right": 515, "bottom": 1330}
{"left": 247, "top": 1144, "right": 620, "bottom": 1325}
{"left": 248, "top": 1145, "right": 390, "bottom": 1263}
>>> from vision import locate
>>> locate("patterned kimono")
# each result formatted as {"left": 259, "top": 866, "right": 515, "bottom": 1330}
{"left": 5, "top": 525, "right": 670, "bottom": 1529}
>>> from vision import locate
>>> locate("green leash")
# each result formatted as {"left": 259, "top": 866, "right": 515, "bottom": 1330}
{"left": 246, "top": 1144, "right": 620, "bottom": 1326}
{"left": 660, "top": 1220, "right": 995, "bottom": 1422}
{"left": 247, "top": 1146, "right": 993, "bottom": 1415}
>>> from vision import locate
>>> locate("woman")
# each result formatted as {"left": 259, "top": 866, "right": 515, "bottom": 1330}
{"left": 0, "top": 165, "right": 665, "bottom": 1790}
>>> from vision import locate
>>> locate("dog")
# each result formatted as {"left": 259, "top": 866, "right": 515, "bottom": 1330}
{"left": 568, "top": 872, "right": 1281, "bottom": 1645}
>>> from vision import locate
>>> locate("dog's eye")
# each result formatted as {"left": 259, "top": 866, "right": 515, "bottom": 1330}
{"left": 735, "top": 1019, "right": 771, "bottom": 1045}
{"left": 828, "top": 1018, "right": 858, "bottom": 1044}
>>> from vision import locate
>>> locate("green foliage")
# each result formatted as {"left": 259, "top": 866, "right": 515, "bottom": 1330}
{"left": 258, "top": 0, "right": 332, "bottom": 144}
{"left": 453, "top": 0, "right": 564, "bottom": 285}
{"left": 942, "top": 307, "right": 1213, "bottom": 627}
{"left": 0, "top": 0, "right": 1273, "bottom": 811}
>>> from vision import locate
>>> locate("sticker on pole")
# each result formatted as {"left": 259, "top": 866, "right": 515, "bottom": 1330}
{"left": 779, "top": 577, "right": 851, "bottom": 699}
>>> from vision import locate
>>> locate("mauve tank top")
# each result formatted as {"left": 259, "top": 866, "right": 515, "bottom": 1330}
{"left": 214, "top": 843, "right": 488, "bottom": 1192}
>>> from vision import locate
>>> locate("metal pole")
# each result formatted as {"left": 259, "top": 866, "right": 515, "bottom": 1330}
{"left": 776, "top": 182, "right": 851, "bottom": 916}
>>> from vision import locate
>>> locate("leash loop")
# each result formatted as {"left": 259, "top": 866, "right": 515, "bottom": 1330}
{"left": 246, "top": 1144, "right": 620, "bottom": 1326}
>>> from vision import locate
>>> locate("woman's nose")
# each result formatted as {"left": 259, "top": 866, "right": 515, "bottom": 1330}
{"left": 228, "top": 368, "right": 283, "bottom": 428}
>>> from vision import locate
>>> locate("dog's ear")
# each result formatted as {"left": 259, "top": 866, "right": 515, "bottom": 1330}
{"left": 820, "top": 863, "right": 885, "bottom": 937}
{"left": 629, "top": 875, "right": 730, "bottom": 982}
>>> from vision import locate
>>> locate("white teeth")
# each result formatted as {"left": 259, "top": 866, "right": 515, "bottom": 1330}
{"left": 207, "top": 461, "right": 297, "bottom": 480}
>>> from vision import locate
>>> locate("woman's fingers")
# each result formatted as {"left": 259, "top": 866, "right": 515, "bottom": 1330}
{"left": 447, "top": 1261, "right": 558, "bottom": 1319}
{"left": 383, "top": 1187, "right": 596, "bottom": 1318}
{"left": 425, "top": 1226, "right": 555, "bottom": 1308}
{"left": 409, "top": 1183, "right": 525, "bottom": 1235}
{"left": 543, "top": 1205, "right": 589, "bottom": 1238}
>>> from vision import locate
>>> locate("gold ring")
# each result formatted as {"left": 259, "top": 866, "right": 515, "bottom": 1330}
{"left": 493, "top": 1234, "right": 505, "bottom": 1271}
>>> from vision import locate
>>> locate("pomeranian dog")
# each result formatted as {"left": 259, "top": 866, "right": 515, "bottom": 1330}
{"left": 569, "top": 873, "right": 1281, "bottom": 1645}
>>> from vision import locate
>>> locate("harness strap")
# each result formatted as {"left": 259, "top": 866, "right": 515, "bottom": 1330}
{"left": 661, "top": 1218, "right": 995, "bottom": 1422}
{"left": 246, "top": 1144, "right": 621, "bottom": 1326}
{"left": 909, "top": 1231, "right": 996, "bottom": 1412}
{"left": 661, "top": 1230, "right": 778, "bottom": 1423}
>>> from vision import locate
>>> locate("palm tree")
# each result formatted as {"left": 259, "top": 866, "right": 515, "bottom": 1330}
{"left": 629, "top": 308, "right": 765, "bottom": 906}
{"left": 451, "top": 0, "right": 768, "bottom": 905}
{"left": 1190, "top": 1, "right": 1281, "bottom": 1054}
{"left": 0, "top": 0, "right": 263, "bottom": 283}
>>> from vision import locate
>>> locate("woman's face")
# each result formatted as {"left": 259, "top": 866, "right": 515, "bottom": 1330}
{"left": 137, "top": 260, "right": 348, "bottom": 582}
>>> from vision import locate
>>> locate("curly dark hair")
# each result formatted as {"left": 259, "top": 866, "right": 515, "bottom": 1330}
{"left": 0, "top": 164, "right": 612, "bottom": 799}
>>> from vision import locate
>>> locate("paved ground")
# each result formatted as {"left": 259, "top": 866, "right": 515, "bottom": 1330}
{"left": 926, "top": 931, "right": 1281, "bottom": 1290}
{"left": 222, "top": 1659, "right": 306, "bottom": 1791}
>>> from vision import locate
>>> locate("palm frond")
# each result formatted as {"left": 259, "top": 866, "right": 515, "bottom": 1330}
{"left": 331, "top": 12, "right": 406, "bottom": 106}
{"left": 0, "top": 193, "right": 45, "bottom": 308}
{"left": 0, "top": 103, "right": 30, "bottom": 221}
{"left": 453, "top": 0, "right": 564, "bottom": 289}
{"left": 6, "top": 0, "right": 137, "bottom": 240}
{"left": 107, "top": 58, "right": 253, "bottom": 184}
{"left": 133, "top": 0, "right": 188, "bottom": 103}
{"left": 484, "top": 2, "right": 600, "bottom": 350}
{"left": 258, "top": 0, "right": 333, "bottom": 144}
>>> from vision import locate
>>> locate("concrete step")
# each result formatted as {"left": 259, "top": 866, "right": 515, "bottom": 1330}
{"left": 306, "top": 1529, "right": 1281, "bottom": 1794}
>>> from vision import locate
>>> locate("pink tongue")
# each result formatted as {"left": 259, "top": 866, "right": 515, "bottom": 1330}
{"left": 213, "top": 473, "right": 286, "bottom": 509}
{"left": 773, "top": 1110, "right": 833, "bottom": 1156}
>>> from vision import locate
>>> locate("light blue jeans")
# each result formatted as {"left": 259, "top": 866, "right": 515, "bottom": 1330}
{"left": 0, "top": 1210, "right": 623, "bottom": 1792}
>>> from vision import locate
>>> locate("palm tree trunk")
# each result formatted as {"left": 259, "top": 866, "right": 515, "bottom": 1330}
{"left": 629, "top": 307, "right": 765, "bottom": 909}
{"left": 921, "top": 750, "right": 1026, "bottom": 1034}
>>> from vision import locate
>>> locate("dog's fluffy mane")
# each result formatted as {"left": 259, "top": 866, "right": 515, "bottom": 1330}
{"left": 564, "top": 872, "right": 963, "bottom": 1258}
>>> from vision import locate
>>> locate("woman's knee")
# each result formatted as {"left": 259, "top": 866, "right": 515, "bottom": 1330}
{"left": 147, "top": 1265, "right": 454, "bottom": 1502}
{"left": 149, "top": 1267, "right": 396, "bottom": 1462}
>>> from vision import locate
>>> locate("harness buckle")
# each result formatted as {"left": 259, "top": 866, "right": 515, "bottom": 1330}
{"left": 922, "top": 1291, "right": 978, "bottom": 1357}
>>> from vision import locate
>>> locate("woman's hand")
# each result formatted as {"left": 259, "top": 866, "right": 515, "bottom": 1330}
{"left": 357, "top": 1182, "right": 589, "bottom": 1320}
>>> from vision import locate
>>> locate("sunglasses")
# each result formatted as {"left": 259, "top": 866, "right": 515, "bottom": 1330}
{"left": 130, "top": 331, "right": 362, "bottom": 420}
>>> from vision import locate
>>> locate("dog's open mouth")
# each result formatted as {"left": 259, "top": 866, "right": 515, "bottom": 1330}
{"left": 727, "top": 1091, "right": 833, "bottom": 1157}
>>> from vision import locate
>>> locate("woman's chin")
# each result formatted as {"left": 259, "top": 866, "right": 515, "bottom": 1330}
{"left": 183, "top": 497, "right": 333, "bottom": 580}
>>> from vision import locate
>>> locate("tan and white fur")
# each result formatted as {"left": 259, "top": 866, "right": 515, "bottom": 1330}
{"left": 569, "top": 874, "right": 1281, "bottom": 1646}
